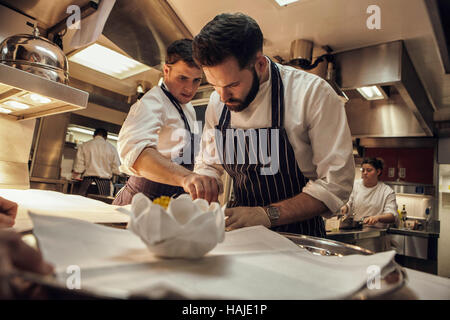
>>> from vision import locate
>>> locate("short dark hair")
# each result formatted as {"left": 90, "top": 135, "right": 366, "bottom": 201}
{"left": 362, "top": 157, "right": 384, "bottom": 172}
{"left": 193, "top": 13, "right": 263, "bottom": 69}
{"left": 166, "top": 39, "right": 199, "bottom": 69}
{"left": 94, "top": 128, "right": 108, "bottom": 139}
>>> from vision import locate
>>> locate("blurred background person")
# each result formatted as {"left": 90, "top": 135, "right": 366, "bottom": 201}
{"left": 72, "top": 128, "right": 121, "bottom": 197}
{"left": 342, "top": 157, "right": 398, "bottom": 228}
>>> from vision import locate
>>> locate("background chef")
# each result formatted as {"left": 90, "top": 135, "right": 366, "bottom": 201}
{"left": 341, "top": 157, "right": 398, "bottom": 228}
{"left": 113, "top": 39, "right": 219, "bottom": 205}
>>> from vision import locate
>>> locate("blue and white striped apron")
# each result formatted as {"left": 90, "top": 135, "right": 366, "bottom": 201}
{"left": 113, "top": 84, "right": 197, "bottom": 205}
{"left": 216, "top": 60, "right": 326, "bottom": 237}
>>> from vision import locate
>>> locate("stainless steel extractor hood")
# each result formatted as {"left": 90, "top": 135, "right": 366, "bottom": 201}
{"left": 335, "top": 41, "right": 435, "bottom": 138}
{"left": 0, "top": 25, "right": 88, "bottom": 121}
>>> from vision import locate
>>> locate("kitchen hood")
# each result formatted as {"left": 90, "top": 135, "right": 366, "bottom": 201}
{"left": 0, "top": 25, "right": 88, "bottom": 121}
{"left": 335, "top": 41, "right": 435, "bottom": 138}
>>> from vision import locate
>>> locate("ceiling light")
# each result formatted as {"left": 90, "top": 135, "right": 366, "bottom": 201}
{"left": 68, "top": 126, "right": 94, "bottom": 135}
{"left": 3, "top": 100, "right": 30, "bottom": 110}
{"left": 0, "top": 107, "right": 12, "bottom": 114}
{"left": 26, "top": 93, "right": 52, "bottom": 104}
{"left": 275, "top": 0, "right": 300, "bottom": 6}
{"left": 356, "top": 86, "right": 385, "bottom": 100}
{"left": 68, "top": 126, "right": 118, "bottom": 141}
{"left": 69, "top": 43, "right": 151, "bottom": 80}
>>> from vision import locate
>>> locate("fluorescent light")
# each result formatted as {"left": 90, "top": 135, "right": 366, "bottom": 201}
{"left": 69, "top": 43, "right": 151, "bottom": 80}
{"left": 68, "top": 126, "right": 94, "bottom": 135}
{"left": 3, "top": 100, "right": 30, "bottom": 110}
{"left": 356, "top": 86, "right": 385, "bottom": 100}
{"left": 68, "top": 126, "right": 118, "bottom": 141}
{"left": 0, "top": 107, "right": 12, "bottom": 114}
{"left": 26, "top": 93, "right": 52, "bottom": 104}
{"left": 275, "top": 0, "right": 299, "bottom": 6}
{"left": 107, "top": 134, "right": 118, "bottom": 141}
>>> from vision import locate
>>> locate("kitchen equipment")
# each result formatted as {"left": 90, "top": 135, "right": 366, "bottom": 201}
{"left": 339, "top": 215, "right": 364, "bottom": 230}
{"left": 0, "top": 24, "right": 68, "bottom": 84}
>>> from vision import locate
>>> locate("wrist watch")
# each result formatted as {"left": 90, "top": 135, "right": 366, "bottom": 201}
{"left": 264, "top": 206, "right": 280, "bottom": 226}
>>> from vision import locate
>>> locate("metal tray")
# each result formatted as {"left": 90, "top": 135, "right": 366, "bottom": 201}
{"left": 279, "top": 232, "right": 407, "bottom": 299}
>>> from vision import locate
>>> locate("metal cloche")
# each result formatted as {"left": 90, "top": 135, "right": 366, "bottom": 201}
{"left": 0, "top": 27, "right": 69, "bottom": 84}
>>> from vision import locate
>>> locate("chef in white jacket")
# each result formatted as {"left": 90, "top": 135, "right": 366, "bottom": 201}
{"left": 113, "top": 39, "right": 218, "bottom": 205}
{"left": 190, "top": 13, "right": 355, "bottom": 236}
{"left": 342, "top": 157, "right": 399, "bottom": 228}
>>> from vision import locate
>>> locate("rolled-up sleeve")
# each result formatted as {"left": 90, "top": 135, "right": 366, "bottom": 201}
{"left": 194, "top": 95, "right": 225, "bottom": 191}
{"left": 118, "top": 94, "right": 166, "bottom": 176}
{"left": 300, "top": 79, "right": 355, "bottom": 214}
{"left": 384, "top": 192, "right": 399, "bottom": 222}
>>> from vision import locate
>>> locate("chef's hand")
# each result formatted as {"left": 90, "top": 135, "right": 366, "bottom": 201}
{"left": 340, "top": 205, "right": 348, "bottom": 215}
{"left": 181, "top": 173, "right": 219, "bottom": 204}
{"left": 363, "top": 216, "right": 379, "bottom": 225}
{"left": 225, "top": 207, "right": 270, "bottom": 231}
{"left": 0, "top": 230, "right": 54, "bottom": 298}
{"left": 0, "top": 197, "right": 17, "bottom": 228}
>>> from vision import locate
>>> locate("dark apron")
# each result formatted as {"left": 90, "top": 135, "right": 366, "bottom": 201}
{"left": 78, "top": 176, "right": 111, "bottom": 196}
{"left": 113, "top": 84, "right": 197, "bottom": 205}
{"left": 215, "top": 60, "right": 326, "bottom": 237}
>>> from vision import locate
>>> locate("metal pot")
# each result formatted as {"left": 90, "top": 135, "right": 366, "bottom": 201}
{"left": 0, "top": 27, "right": 69, "bottom": 84}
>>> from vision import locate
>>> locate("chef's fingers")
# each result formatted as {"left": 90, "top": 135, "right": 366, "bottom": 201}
{"left": 224, "top": 209, "right": 238, "bottom": 227}
{"left": 194, "top": 181, "right": 205, "bottom": 201}
{"left": 184, "top": 183, "right": 196, "bottom": 200}
{"left": 0, "top": 215, "right": 14, "bottom": 228}
{"left": 0, "top": 197, "right": 17, "bottom": 220}
{"left": 204, "top": 178, "right": 219, "bottom": 204}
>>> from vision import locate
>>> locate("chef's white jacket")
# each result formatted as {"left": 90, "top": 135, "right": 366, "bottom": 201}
{"left": 118, "top": 84, "right": 199, "bottom": 176}
{"left": 194, "top": 62, "right": 355, "bottom": 213}
{"left": 346, "top": 179, "right": 399, "bottom": 228}
{"left": 73, "top": 136, "right": 121, "bottom": 179}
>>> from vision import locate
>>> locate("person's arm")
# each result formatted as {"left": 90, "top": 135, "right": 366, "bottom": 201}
{"left": 72, "top": 144, "right": 85, "bottom": 179}
{"left": 111, "top": 146, "right": 122, "bottom": 176}
{"left": 364, "top": 191, "right": 398, "bottom": 225}
{"left": 225, "top": 76, "right": 355, "bottom": 230}
{"left": 0, "top": 196, "right": 17, "bottom": 228}
{"left": 133, "top": 146, "right": 219, "bottom": 203}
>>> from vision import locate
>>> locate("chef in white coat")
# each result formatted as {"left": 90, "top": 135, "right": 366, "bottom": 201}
{"left": 342, "top": 157, "right": 398, "bottom": 228}
{"left": 113, "top": 39, "right": 219, "bottom": 205}
{"left": 190, "top": 13, "right": 355, "bottom": 236}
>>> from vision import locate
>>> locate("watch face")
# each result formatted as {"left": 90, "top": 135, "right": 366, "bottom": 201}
{"left": 268, "top": 206, "right": 280, "bottom": 220}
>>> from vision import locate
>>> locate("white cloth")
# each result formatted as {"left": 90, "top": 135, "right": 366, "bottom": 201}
{"left": 118, "top": 84, "right": 199, "bottom": 176}
{"left": 30, "top": 214, "right": 399, "bottom": 300}
{"left": 194, "top": 61, "right": 355, "bottom": 213}
{"left": 346, "top": 179, "right": 399, "bottom": 228}
{"left": 125, "top": 193, "right": 225, "bottom": 259}
{"left": 73, "top": 136, "right": 121, "bottom": 179}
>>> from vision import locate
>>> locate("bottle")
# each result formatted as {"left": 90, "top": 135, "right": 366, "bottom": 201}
{"left": 401, "top": 204, "right": 407, "bottom": 228}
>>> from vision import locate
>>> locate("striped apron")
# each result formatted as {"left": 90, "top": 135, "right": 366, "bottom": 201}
{"left": 113, "top": 84, "right": 197, "bottom": 205}
{"left": 78, "top": 176, "right": 111, "bottom": 196}
{"left": 216, "top": 60, "right": 326, "bottom": 237}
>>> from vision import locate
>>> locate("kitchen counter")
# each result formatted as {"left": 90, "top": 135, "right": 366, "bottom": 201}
{"left": 388, "top": 227, "right": 439, "bottom": 238}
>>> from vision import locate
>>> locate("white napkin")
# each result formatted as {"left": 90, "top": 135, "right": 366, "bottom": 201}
{"left": 127, "top": 193, "right": 225, "bottom": 259}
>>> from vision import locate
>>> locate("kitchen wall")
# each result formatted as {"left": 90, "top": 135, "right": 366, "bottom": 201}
{"left": 438, "top": 164, "right": 450, "bottom": 277}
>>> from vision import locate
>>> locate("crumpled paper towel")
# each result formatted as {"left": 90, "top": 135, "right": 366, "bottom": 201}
{"left": 127, "top": 193, "right": 225, "bottom": 259}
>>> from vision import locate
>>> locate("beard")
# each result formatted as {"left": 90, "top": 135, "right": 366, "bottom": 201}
{"left": 225, "top": 68, "right": 260, "bottom": 112}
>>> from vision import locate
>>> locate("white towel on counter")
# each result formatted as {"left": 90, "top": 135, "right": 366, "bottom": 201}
{"left": 30, "top": 213, "right": 397, "bottom": 300}
{"left": 0, "top": 189, "right": 129, "bottom": 232}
